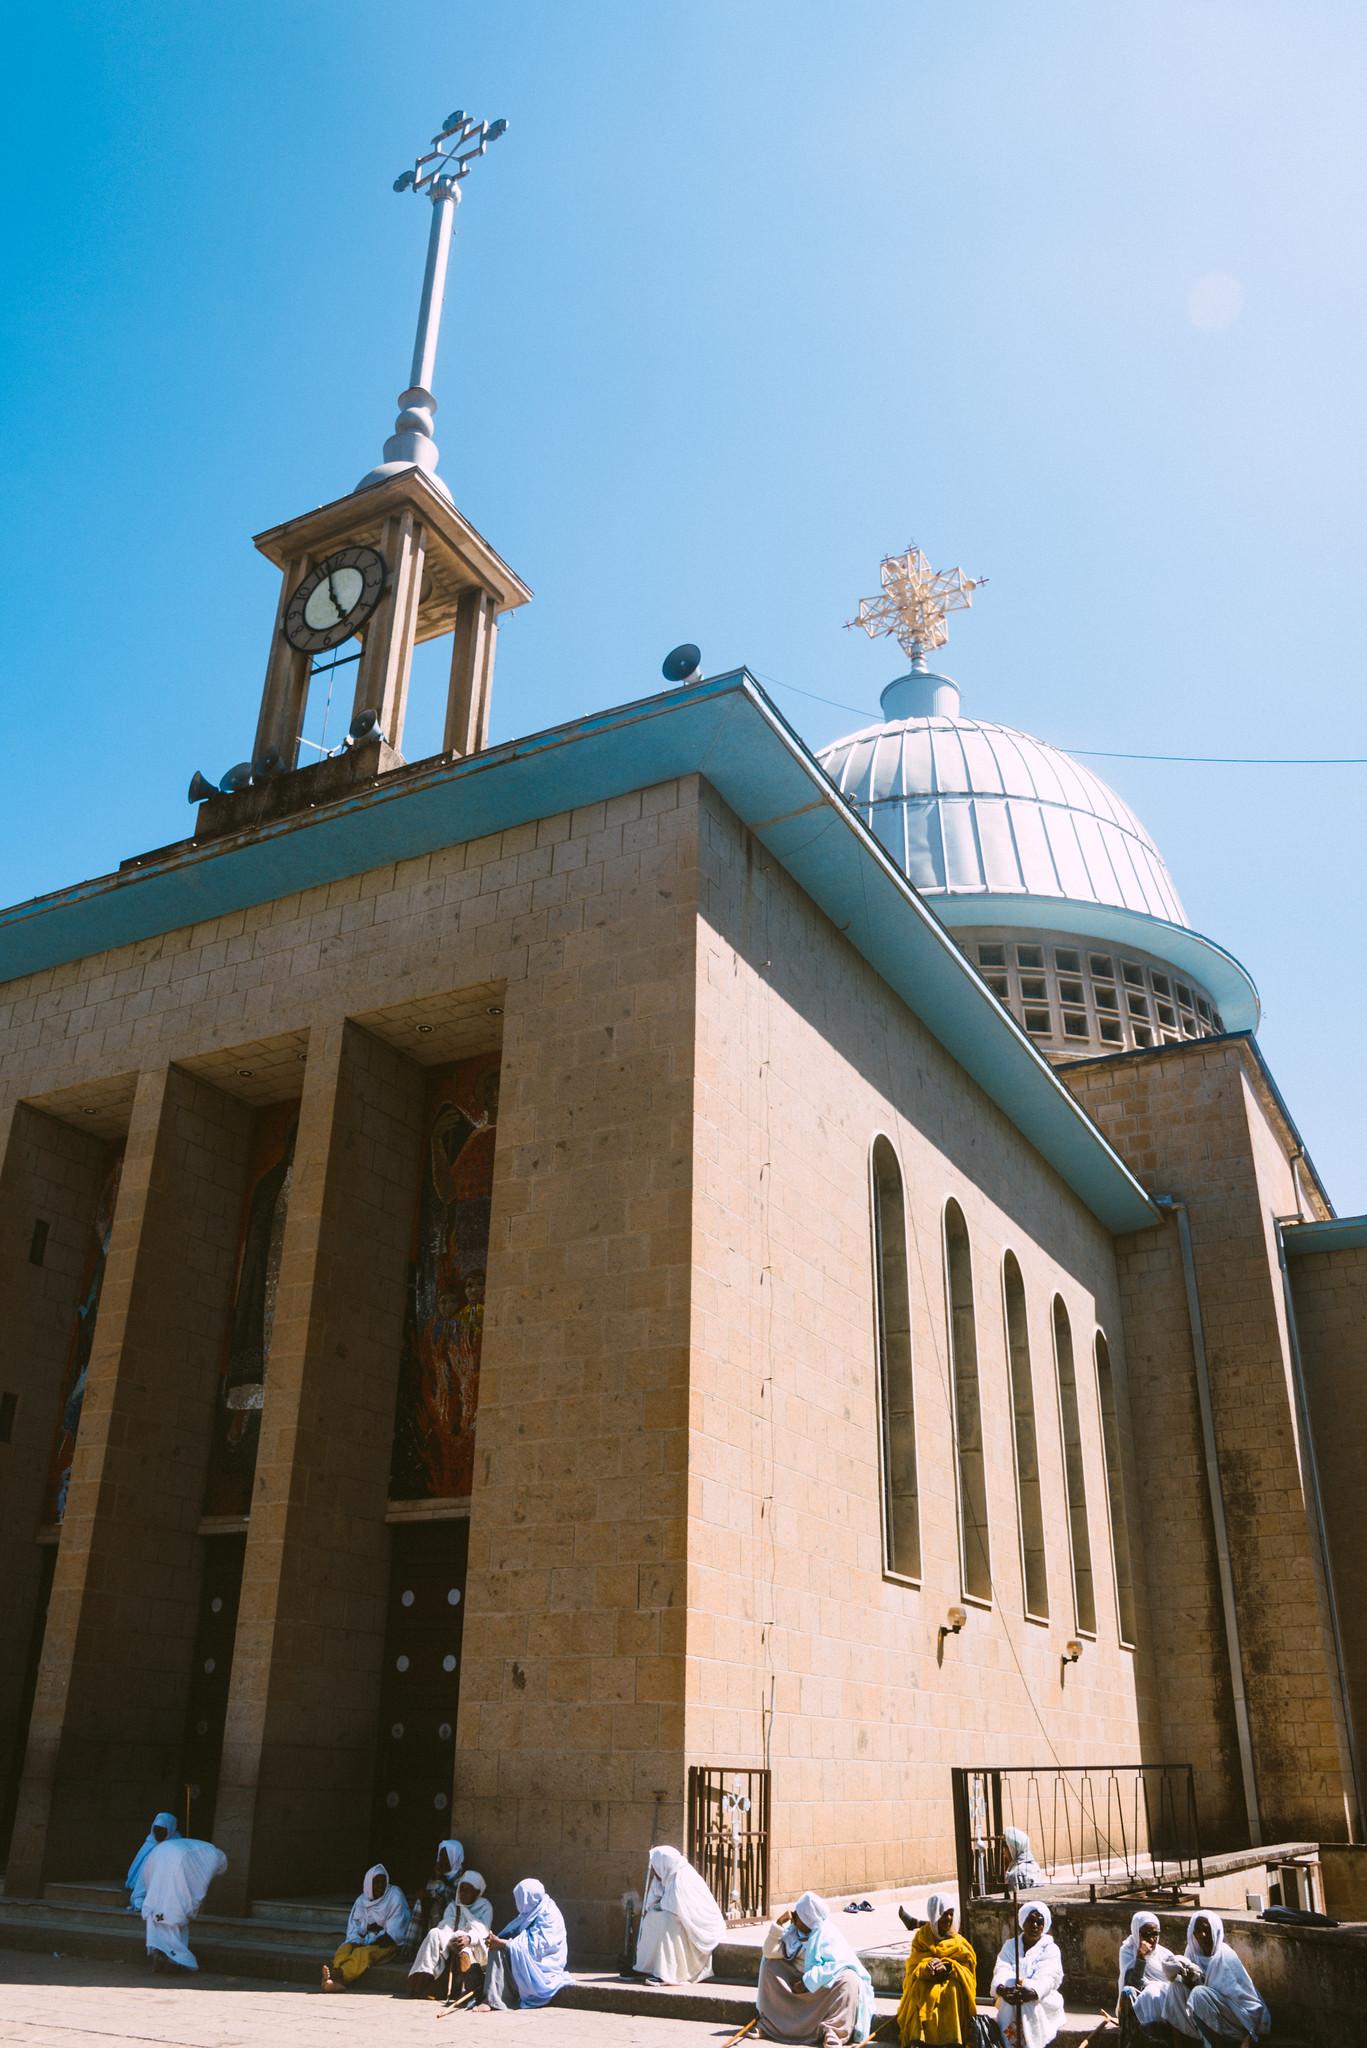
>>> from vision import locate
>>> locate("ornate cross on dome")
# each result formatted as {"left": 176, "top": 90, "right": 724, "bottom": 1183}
{"left": 847, "top": 544, "right": 985, "bottom": 662}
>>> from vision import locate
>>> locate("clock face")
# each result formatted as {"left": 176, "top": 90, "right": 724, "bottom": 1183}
{"left": 283, "top": 545, "right": 387, "bottom": 653}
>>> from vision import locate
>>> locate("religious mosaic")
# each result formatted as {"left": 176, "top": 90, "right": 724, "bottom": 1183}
{"left": 388, "top": 1053, "right": 499, "bottom": 1501}
{"left": 44, "top": 1148, "right": 124, "bottom": 1523}
{"left": 202, "top": 1100, "right": 298, "bottom": 1519}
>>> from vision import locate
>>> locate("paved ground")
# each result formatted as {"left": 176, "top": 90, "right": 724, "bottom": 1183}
{"left": 0, "top": 1951, "right": 739, "bottom": 2048}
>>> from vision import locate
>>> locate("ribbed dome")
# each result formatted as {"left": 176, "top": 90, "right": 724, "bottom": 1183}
{"left": 819, "top": 670, "right": 1187, "bottom": 926}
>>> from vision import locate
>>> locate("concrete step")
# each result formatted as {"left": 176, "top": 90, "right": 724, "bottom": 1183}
{"left": 249, "top": 1893, "right": 352, "bottom": 1931}
{"left": 44, "top": 1880, "right": 126, "bottom": 1910}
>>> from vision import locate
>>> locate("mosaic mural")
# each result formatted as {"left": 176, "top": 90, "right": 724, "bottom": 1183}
{"left": 202, "top": 1099, "right": 298, "bottom": 1519}
{"left": 45, "top": 1149, "right": 124, "bottom": 1523}
{"left": 389, "top": 1053, "right": 499, "bottom": 1501}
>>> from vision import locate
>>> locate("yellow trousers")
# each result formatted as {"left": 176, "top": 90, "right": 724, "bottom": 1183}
{"left": 331, "top": 1937, "right": 398, "bottom": 1983}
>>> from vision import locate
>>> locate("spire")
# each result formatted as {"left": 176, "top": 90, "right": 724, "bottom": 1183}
{"left": 357, "top": 110, "right": 509, "bottom": 500}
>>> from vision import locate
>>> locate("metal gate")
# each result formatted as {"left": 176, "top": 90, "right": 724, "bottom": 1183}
{"left": 687, "top": 1765, "right": 771, "bottom": 1923}
{"left": 951, "top": 1763, "right": 1204, "bottom": 1901}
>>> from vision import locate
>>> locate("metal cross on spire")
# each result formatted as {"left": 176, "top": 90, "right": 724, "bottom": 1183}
{"left": 847, "top": 544, "right": 985, "bottom": 664}
{"left": 357, "top": 109, "right": 510, "bottom": 499}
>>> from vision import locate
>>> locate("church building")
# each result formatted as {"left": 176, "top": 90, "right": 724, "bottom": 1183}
{"left": 1, "top": 114, "right": 1363, "bottom": 1959}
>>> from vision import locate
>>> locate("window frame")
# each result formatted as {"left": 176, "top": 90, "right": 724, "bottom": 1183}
{"left": 943, "top": 1198, "right": 992, "bottom": 1609}
{"left": 1051, "top": 1293, "right": 1097, "bottom": 1640}
{"left": 1093, "top": 1328, "right": 1138, "bottom": 1650}
{"left": 869, "top": 1135, "right": 921, "bottom": 1588}
{"left": 1000, "top": 1250, "right": 1050, "bottom": 1626}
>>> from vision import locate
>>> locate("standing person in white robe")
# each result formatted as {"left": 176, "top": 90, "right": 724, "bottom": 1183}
{"left": 408, "top": 1868, "right": 494, "bottom": 1998}
{"left": 138, "top": 1835, "right": 227, "bottom": 1972}
{"left": 321, "top": 1862, "right": 411, "bottom": 1990}
{"left": 479, "top": 1878, "right": 571, "bottom": 2010}
{"left": 990, "top": 1901, "right": 1065, "bottom": 2048}
{"left": 634, "top": 1845, "right": 727, "bottom": 1984}
{"left": 1117, "top": 1911, "right": 1195, "bottom": 2042}
{"left": 125, "top": 1812, "right": 178, "bottom": 1913}
{"left": 1178, "top": 1913, "right": 1270, "bottom": 2047}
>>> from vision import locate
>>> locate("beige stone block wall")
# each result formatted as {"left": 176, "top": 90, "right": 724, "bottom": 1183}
{"left": 1287, "top": 1244, "right": 1367, "bottom": 1793}
{"left": 214, "top": 1020, "right": 427, "bottom": 1906}
{"left": 686, "top": 786, "right": 1158, "bottom": 1902}
{"left": 6, "top": 1065, "right": 252, "bottom": 1893}
{"left": 0, "top": 1105, "right": 113, "bottom": 1840}
{"left": 1064, "top": 1043, "right": 1357, "bottom": 1843}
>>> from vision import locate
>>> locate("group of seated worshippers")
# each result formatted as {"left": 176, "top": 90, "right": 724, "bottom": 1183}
{"left": 319, "top": 1836, "right": 571, "bottom": 2010}
{"left": 895, "top": 1895, "right": 1065, "bottom": 2048}
{"left": 1116, "top": 1909, "right": 1270, "bottom": 2048}
{"left": 123, "top": 1811, "right": 228, "bottom": 1973}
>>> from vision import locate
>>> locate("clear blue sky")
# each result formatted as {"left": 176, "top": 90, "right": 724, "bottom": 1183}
{"left": 3, "top": 2, "right": 1365, "bottom": 1204}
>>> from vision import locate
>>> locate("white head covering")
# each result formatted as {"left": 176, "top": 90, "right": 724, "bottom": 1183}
{"left": 126, "top": 1812, "right": 179, "bottom": 1894}
{"left": 924, "top": 1893, "right": 958, "bottom": 1933}
{"left": 437, "top": 1838, "right": 465, "bottom": 1878}
{"left": 139, "top": 1837, "right": 227, "bottom": 1928}
{"left": 1130, "top": 1910, "right": 1160, "bottom": 1940}
{"left": 1118, "top": 1911, "right": 1169, "bottom": 2000}
{"left": 794, "top": 1890, "right": 829, "bottom": 1930}
{"left": 1018, "top": 1898, "right": 1053, "bottom": 1935}
{"left": 462, "top": 1868, "right": 487, "bottom": 1896}
{"left": 346, "top": 1862, "right": 410, "bottom": 1945}
{"left": 646, "top": 1845, "right": 726, "bottom": 1952}
{"left": 1003, "top": 1828, "right": 1031, "bottom": 1857}
{"left": 1184, "top": 1911, "right": 1268, "bottom": 2035}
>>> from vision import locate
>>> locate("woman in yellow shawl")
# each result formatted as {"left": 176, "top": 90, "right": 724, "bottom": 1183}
{"left": 897, "top": 1894, "right": 977, "bottom": 2045}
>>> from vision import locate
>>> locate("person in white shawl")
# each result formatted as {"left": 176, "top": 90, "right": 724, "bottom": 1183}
{"left": 990, "top": 1901, "right": 1065, "bottom": 2048}
{"left": 321, "top": 1862, "right": 411, "bottom": 1991}
{"left": 1002, "top": 1827, "right": 1043, "bottom": 1891}
{"left": 125, "top": 1812, "right": 178, "bottom": 1913}
{"left": 408, "top": 1868, "right": 494, "bottom": 1998}
{"left": 1175, "top": 1913, "right": 1269, "bottom": 2047}
{"left": 138, "top": 1835, "right": 227, "bottom": 1972}
{"left": 1117, "top": 1910, "right": 1194, "bottom": 2043}
{"left": 757, "top": 1890, "right": 874, "bottom": 2048}
{"left": 634, "top": 1844, "right": 727, "bottom": 1984}
{"left": 479, "top": 1877, "right": 571, "bottom": 2010}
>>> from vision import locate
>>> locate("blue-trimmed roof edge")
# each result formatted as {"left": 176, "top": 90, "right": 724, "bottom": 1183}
{"left": 0, "top": 670, "right": 1158, "bottom": 1236}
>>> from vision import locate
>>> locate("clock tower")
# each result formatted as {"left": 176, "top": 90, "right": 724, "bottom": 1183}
{"left": 193, "top": 111, "right": 531, "bottom": 839}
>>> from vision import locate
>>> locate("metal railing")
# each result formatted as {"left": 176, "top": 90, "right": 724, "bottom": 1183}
{"left": 687, "top": 1765, "right": 771, "bottom": 1924}
{"left": 952, "top": 1764, "right": 1204, "bottom": 1902}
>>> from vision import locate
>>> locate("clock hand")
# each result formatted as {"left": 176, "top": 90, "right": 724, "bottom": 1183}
{"left": 327, "top": 573, "right": 346, "bottom": 621}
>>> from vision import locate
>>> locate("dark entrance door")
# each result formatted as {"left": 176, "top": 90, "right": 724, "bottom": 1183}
{"left": 370, "top": 1519, "right": 468, "bottom": 1888}
{"left": 1, "top": 1544, "right": 56, "bottom": 1855}
{"left": 179, "top": 1533, "right": 245, "bottom": 1840}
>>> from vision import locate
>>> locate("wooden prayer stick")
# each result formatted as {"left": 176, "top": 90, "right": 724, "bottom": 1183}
{"left": 720, "top": 2015, "right": 759, "bottom": 2048}
{"left": 440, "top": 1990, "right": 477, "bottom": 2017}
{"left": 1076, "top": 2013, "right": 1118, "bottom": 2048}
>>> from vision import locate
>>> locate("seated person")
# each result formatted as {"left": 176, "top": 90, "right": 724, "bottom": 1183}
{"left": 125, "top": 1812, "right": 178, "bottom": 1913}
{"left": 321, "top": 1862, "right": 411, "bottom": 1991}
{"left": 1118, "top": 1910, "right": 1191, "bottom": 2043}
{"left": 138, "top": 1835, "right": 227, "bottom": 1973}
{"left": 634, "top": 1844, "right": 727, "bottom": 1985}
{"left": 990, "top": 1902, "right": 1065, "bottom": 2048}
{"left": 479, "top": 1878, "right": 570, "bottom": 2010}
{"left": 1176, "top": 1913, "right": 1269, "bottom": 2048}
{"left": 1002, "top": 1827, "right": 1042, "bottom": 1891}
{"left": 757, "top": 1890, "right": 874, "bottom": 2048}
{"left": 897, "top": 1893, "right": 976, "bottom": 2045}
{"left": 409, "top": 1868, "right": 493, "bottom": 1999}
{"left": 411, "top": 1837, "right": 465, "bottom": 1941}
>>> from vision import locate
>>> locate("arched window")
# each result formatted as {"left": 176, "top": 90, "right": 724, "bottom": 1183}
{"left": 1002, "top": 1254, "right": 1048, "bottom": 1621}
{"left": 1095, "top": 1332, "right": 1137, "bottom": 1646}
{"left": 871, "top": 1138, "right": 919, "bottom": 1582}
{"left": 944, "top": 1200, "right": 991, "bottom": 1603}
{"left": 1052, "top": 1297, "right": 1096, "bottom": 1635}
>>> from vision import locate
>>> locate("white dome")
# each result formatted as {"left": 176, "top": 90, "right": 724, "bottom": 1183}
{"left": 818, "top": 675, "right": 1187, "bottom": 925}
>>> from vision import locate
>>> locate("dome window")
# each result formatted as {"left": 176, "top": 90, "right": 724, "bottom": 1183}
{"left": 1151, "top": 972, "right": 1171, "bottom": 997}
{"left": 1175, "top": 983, "right": 1193, "bottom": 1007}
{"left": 1016, "top": 943, "right": 1043, "bottom": 969}
{"left": 1096, "top": 986, "right": 1119, "bottom": 1014}
{"left": 985, "top": 974, "right": 1009, "bottom": 1000}
{"left": 1089, "top": 953, "right": 1114, "bottom": 979}
{"left": 1127, "top": 993, "right": 1149, "bottom": 1020}
{"left": 1024, "top": 1008, "right": 1051, "bottom": 1036}
{"left": 1063, "top": 1013, "right": 1089, "bottom": 1040}
{"left": 977, "top": 942, "right": 1006, "bottom": 969}
{"left": 1196, "top": 996, "right": 1213, "bottom": 1023}
{"left": 1133, "top": 1025, "right": 1153, "bottom": 1048}
{"left": 1020, "top": 976, "right": 1047, "bottom": 1001}
{"left": 1156, "top": 1002, "right": 1176, "bottom": 1028}
{"left": 1055, "top": 947, "right": 1081, "bottom": 973}
{"left": 1099, "top": 1018, "right": 1123, "bottom": 1044}
{"left": 1059, "top": 978, "right": 1084, "bottom": 1005}
{"left": 1121, "top": 962, "right": 1145, "bottom": 988}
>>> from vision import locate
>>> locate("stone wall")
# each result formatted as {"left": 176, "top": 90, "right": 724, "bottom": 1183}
{"left": 1288, "top": 1244, "right": 1367, "bottom": 1798}
{"left": 1063, "top": 1040, "right": 1358, "bottom": 1844}
{"left": 687, "top": 785, "right": 1158, "bottom": 1904}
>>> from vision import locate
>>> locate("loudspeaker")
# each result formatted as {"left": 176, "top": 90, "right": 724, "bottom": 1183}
{"left": 187, "top": 771, "right": 216, "bottom": 804}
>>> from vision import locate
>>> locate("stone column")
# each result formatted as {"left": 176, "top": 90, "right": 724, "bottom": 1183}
{"left": 212, "top": 1020, "right": 425, "bottom": 1906}
{"left": 0, "top": 1104, "right": 113, "bottom": 1860}
{"left": 5, "top": 1067, "right": 251, "bottom": 1893}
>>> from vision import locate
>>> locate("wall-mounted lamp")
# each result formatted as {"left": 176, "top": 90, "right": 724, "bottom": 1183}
{"left": 1062, "top": 1639, "right": 1083, "bottom": 1666}
{"left": 939, "top": 1605, "right": 968, "bottom": 1644}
